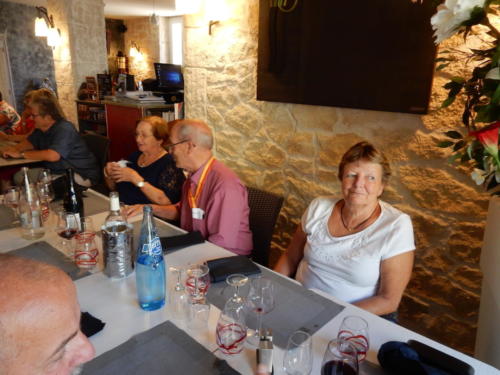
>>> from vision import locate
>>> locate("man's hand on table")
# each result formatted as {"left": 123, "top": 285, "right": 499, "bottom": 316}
{"left": 2, "top": 148, "right": 21, "bottom": 159}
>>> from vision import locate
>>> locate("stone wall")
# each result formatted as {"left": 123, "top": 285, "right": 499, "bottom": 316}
{"left": 48, "top": 0, "right": 107, "bottom": 125}
{"left": 124, "top": 18, "right": 159, "bottom": 81}
{"left": 0, "top": 1, "right": 56, "bottom": 111}
{"left": 183, "top": 0, "right": 490, "bottom": 355}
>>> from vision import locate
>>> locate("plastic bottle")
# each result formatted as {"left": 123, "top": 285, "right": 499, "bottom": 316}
{"left": 135, "top": 205, "right": 166, "bottom": 311}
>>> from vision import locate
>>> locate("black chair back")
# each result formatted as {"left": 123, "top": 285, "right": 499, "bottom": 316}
{"left": 247, "top": 186, "right": 284, "bottom": 267}
{"left": 82, "top": 132, "right": 110, "bottom": 186}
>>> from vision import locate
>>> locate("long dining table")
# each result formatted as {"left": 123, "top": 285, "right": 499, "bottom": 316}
{"left": 0, "top": 189, "right": 498, "bottom": 375}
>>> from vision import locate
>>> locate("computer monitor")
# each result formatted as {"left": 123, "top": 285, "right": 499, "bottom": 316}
{"left": 154, "top": 63, "right": 184, "bottom": 91}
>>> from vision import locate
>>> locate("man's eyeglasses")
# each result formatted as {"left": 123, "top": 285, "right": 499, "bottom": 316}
{"left": 165, "top": 139, "right": 188, "bottom": 151}
{"left": 31, "top": 113, "right": 42, "bottom": 118}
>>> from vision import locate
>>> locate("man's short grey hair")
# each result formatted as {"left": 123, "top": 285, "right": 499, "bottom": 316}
{"left": 177, "top": 120, "right": 213, "bottom": 150}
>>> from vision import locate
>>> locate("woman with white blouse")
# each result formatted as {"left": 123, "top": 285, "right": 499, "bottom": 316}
{"left": 275, "top": 141, "right": 415, "bottom": 321}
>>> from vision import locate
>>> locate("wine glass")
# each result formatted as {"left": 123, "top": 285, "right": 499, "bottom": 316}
{"left": 4, "top": 186, "right": 20, "bottom": 224}
{"left": 283, "top": 330, "right": 313, "bottom": 375}
{"left": 55, "top": 211, "right": 79, "bottom": 257}
{"left": 337, "top": 316, "right": 369, "bottom": 363}
{"left": 215, "top": 274, "right": 249, "bottom": 355}
{"left": 185, "top": 263, "right": 210, "bottom": 303}
{"left": 36, "top": 181, "right": 54, "bottom": 222}
{"left": 246, "top": 277, "right": 275, "bottom": 346}
{"left": 38, "top": 168, "right": 52, "bottom": 184}
{"left": 169, "top": 266, "right": 190, "bottom": 321}
{"left": 321, "top": 338, "right": 359, "bottom": 375}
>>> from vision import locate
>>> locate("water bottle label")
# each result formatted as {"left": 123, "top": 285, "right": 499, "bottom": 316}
{"left": 151, "top": 237, "right": 162, "bottom": 256}
{"left": 141, "top": 237, "right": 162, "bottom": 256}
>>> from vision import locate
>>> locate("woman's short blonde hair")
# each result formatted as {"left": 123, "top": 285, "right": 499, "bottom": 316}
{"left": 139, "top": 116, "right": 170, "bottom": 145}
{"left": 338, "top": 141, "right": 391, "bottom": 183}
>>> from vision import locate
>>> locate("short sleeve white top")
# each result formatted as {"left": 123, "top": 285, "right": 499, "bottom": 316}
{"left": 295, "top": 196, "right": 415, "bottom": 304}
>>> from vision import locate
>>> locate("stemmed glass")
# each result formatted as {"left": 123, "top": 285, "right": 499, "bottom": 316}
{"left": 215, "top": 274, "right": 249, "bottom": 355}
{"left": 185, "top": 263, "right": 210, "bottom": 303}
{"left": 55, "top": 211, "right": 79, "bottom": 257}
{"left": 283, "top": 330, "right": 313, "bottom": 375}
{"left": 169, "top": 266, "right": 190, "bottom": 321}
{"left": 246, "top": 277, "right": 275, "bottom": 346}
{"left": 4, "top": 186, "right": 20, "bottom": 224}
{"left": 321, "top": 338, "right": 359, "bottom": 375}
{"left": 337, "top": 316, "right": 369, "bottom": 363}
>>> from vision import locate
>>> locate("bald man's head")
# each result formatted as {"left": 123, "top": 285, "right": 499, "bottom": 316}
{"left": 0, "top": 255, "right": 94, "bottom": 375}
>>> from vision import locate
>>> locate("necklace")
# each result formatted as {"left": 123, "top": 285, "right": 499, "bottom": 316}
{"left": 138, "top": 149, "right": 165, "bottom": 167}
{"left": 340, "top": 201, "right": 380, "bottom": 232}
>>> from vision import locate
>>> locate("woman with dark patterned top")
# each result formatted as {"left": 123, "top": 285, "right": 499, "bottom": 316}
{"left": 104, "top": 116, "right": 185, "bottom": 205}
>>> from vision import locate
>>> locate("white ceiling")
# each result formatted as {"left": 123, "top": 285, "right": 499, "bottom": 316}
{"left": 4, "top": 0, "right": 185, "bottom": 18}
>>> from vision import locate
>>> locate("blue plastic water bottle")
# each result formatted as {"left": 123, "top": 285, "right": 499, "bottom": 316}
{"left": 135, "top": 205, "right": 166, "bottom": 311}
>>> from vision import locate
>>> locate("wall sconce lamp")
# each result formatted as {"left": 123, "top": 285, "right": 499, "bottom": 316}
{"left": 129, "top": 41, "right": 144, "bottom": 60}
{"left": 206, "top": 0, "right": 229, "bottom": 35}
{"left": 35, "top": 6, "right": 61, "bottom": 47}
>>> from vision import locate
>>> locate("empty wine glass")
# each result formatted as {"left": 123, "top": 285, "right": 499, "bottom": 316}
{"left": 169, "top": 266, "right": 190, "bottom": 321}
{"left": 321, "top": 338, "right": 359, "bottom": 375}
{"left": 283, "top": 330, "right": 313, "bottom": 375}
{"left": 4, "top": 186, "right": 20, "bottom": 224}
{"left": 38, "top": 168, "right": 52, "bottom": 184}
{"left": 225, "top": 274, "right": 248, "bottom": 309}
{"left": 185, "top": 263, "right": 210, "bottom": 303}
{"left": 337, "top": 316, "right": 369, "bottom": 363}
{"left": 55, "top": 211, "right": 79, "bottom": 257}
{"left": 246, "top": 277, "right": 275, "bottom": 346}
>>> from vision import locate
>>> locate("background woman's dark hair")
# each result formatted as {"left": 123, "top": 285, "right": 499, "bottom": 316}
{"left": 338, "top": 141, "right": 391, "bottom": 183}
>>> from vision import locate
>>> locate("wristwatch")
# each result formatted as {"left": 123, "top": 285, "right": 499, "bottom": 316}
{"left": 136, "top": 180, "right": 145, "bottom": 188}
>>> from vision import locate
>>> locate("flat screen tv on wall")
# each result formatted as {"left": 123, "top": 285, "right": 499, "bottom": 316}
{"left": 257, "top": 0, "right": 438, "bottom": 115}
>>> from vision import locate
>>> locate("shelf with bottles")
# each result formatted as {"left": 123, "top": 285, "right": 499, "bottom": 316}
{"left": 76, "top": 100, "right": 107, "bottom": 136}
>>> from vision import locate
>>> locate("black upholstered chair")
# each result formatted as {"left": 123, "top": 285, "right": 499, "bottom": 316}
{"left": 247, "top": 186, "right": 284, "bottom": 267}
{"left": 82, "top": 132, "right": 110, "bottom": 194}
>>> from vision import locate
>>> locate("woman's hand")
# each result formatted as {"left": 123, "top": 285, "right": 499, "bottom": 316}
{"left": 125, "top": 204, "right": 144, "bottom": 218}
{"left": 109, "top": 164, "right": 141, "bottom": 184}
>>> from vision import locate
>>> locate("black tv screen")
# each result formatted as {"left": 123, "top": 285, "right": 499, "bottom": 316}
{"left": 257, "top": 0, "right": 437, "bottom": 114}
{"left": 154, "top": 63, "right": 184, "bottom": 91}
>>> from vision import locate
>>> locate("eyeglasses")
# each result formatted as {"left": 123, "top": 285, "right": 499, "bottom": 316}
{"left": 165, "top": 139, "right": 188, "bottom": 151}
{"left": 31, "top": 113, "right": 43, "bottom": 118}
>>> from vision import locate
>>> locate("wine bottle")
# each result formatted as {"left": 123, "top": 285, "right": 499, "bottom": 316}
{"left": 135, "top": 205, "right": 166, "bottom": 311}
{"left": 63, "top": 168, "right": 84, "bottom": 230}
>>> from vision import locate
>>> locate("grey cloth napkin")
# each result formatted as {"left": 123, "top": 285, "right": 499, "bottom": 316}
{"left": 206, "top": 266, "right": 345, "bottom": 349}
{"left": 0, "top": 205, "right": 18, "bottom": 230}
{"left": 8, "top": 241, "right": 90, "bottom": 280}
{"left": 81, "top": 320, "right": 241, "bottom": 375}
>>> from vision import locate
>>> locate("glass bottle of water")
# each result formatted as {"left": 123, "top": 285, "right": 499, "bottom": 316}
{"left": 104, "top": 192, "right": 127, "bottom": 230}
{"left": 18, "top": 168, "right": 45, "bottom": 240}
{"left": 135, "top": 205, "right": 166, "bottom": 311}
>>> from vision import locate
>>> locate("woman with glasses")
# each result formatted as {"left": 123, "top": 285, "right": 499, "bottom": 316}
{"left": 104, "top": 116, "right": 185, "bottom": 205}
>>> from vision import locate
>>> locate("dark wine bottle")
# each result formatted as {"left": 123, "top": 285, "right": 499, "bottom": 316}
{"left": 63, "top": 168, "right": 84, "bottom": 229}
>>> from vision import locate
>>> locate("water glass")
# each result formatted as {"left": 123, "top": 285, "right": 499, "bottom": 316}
{"left": 337, "top": 316, "right": 369, "bottom": 362}
{"left": 188, "top": 302, "right": 210, "bottom": 330}
{"left": 74, "top": 228, "right": 98, "bottom": 269}
{"left": 283, "top": 330, "right": 313, "bottom": 375}
{"left": 321, "top": 338, "right": 359, "bottom": 375}
{"left": 4, "top": 186, "right": 20, "bottom": 223}
{"left": 185, "top": 263, "right": 210, "bottom": 303}
{"left": 215, "top": 307, "right": 247, "bottom": 355}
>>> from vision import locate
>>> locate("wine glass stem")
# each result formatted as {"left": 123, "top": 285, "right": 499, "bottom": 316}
{"left": 257, "top": 312, "right": 263, "bottom": 338}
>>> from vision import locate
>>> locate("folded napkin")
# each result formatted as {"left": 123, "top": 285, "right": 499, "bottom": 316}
{"left": 81, "top": 312, "right": 106, "bottom": 338}
{"left": 378, "top": 341, "right": 474, "bottom": 375}
{"left": 160, "top": 231, "right": 205, "bottom": 253}
{"left": 207, "top": 255, "right": 261, "bottom": 283}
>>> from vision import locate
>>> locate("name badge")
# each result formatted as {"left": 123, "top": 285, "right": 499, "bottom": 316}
{"left": 192, "top": 207, "right": 205, "bottom": 220}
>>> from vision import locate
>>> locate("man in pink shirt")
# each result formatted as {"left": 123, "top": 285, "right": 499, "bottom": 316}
{"left": 129, "top": 119, "right": 253, "bottom": 255}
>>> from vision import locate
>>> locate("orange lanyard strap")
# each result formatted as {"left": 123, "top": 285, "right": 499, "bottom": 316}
{"left": 188, "top": 157, "right": 215, "bottom": 209}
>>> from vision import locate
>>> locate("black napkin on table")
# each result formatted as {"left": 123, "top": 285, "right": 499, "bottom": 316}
{"left": 81, "top": 311, "right": 106, "bottom": 338}
{"left": 378, "top": 341, "right": 474, "bottom": 375}
{"left": 207, "top": 255, "right": 261, "bottom": 283}
{"left": 160, "top": 231, "right": 205, "bottom": 253}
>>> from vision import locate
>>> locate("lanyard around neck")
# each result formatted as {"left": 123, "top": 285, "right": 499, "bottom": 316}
{"left": 188, "top": 157, "right": 215, "bottom": 209}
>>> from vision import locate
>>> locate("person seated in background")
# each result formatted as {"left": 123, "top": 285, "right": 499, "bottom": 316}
{"left": 0, "top": 88, "right": 61, "bottom": 143}
{"left": 127, "top": 119, "right": 253, "bottom": 256}
{"left": 104, "top": 116, "right": 185, "bottom": 206}
{"left": 1, "top": 94, "right": 99, "bottom": 187}
{"left": 0, "top": 254, "right": 95, "bottom": 375}
{"left": 274, "top": 141, "right": 415, "bottom": 321}
{"left": 0, "top": 90, "right": 21, "bottom": 134}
